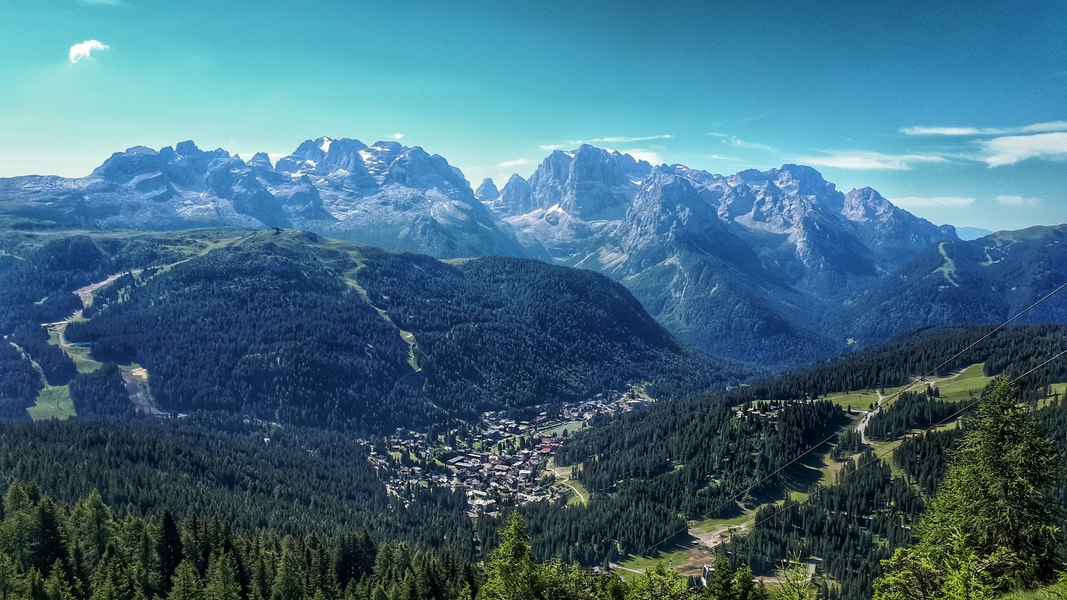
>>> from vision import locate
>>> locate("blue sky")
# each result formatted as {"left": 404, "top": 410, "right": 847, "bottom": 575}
{"left": 1, "top": 0, "right": 1064, "bottom": 230}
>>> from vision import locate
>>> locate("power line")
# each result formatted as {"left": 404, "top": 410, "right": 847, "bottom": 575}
{"left": 747, "top": 347, "right": 1067, "bottom": 534}
{"left": 639, "top": 281, "right": 1067, "bottom": 557}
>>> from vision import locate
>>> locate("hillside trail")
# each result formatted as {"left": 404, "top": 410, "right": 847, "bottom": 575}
{"left": 857, "top": 390, "right": 884, "bottom": 445}
{"left": 52, "top": 268, "right": 170, "bottom": 416}
{"left": 856, "top": 366, "right": 972, "bottom": 444}
{"left": 551, "top": 465, "right": 587, "bottom": 504}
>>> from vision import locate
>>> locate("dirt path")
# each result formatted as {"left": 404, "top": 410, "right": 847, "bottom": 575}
{"left": 55, "top": 270, "right": 143, "bottom": 349}
{"left": 857, "top": 368, "right": 971, "bottom": 444}
{"left": 561, "top": 480, "right": 586, "bottom": 503}
{"left": 690, "top": 523, "right": 750, "bottom": 549}
{"left": 121, "top": 367, "right": 169, "bottom": 417}
{"left": 73, "top": 272, "right": 129, "bottom": 310}
{"left": 608, "top": 562, "right": 644, "bottom": 575}
{"left": 857, "top": 390, "right": 884, "bottom": 445}
{"left": 50, "top": 270, "right": 174, "bottom": 417}
{"left": 551, "top": 465, "right": 587, "bottom": 503}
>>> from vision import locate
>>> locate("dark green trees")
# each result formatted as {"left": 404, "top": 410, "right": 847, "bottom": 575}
{"left": 874, "top": 376, "right": 1064, "bottom": 598}
{"left": 477, "top": 512, "right": 625, "bottom": 600}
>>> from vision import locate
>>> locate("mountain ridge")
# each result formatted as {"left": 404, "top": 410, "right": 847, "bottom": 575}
{"left": 2, "top": 138, "right": 1061, "bottom": 368}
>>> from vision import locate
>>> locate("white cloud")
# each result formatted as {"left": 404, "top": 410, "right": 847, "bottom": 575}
{"left": 539, "top": 134, "right": 671, "bottom": 150}
{"left": 891, "top": 196, "right": 977, "bottom": 208}
{"left": 69, "top": 39, "right": 109, "bottom": 63}
{"left": 798, "top": 151, "right": 947, "bottom": 170}
{"left": 496, "top": 158, "right": 531, "bottom": 168}
{"left": 901, "top": 121, "right": 1067, "bottom": 136}
{"left": 390, "top": 133, "right": 404, "bottom": 140}
{"left": 574, "top": 134, "right": 672, "bottom": 144}
{"left": 978, "top": 132, "right": 1067, "bottom": 167}
{"left": 996, "top": 195, "right": 1042, "bottom": 207}
{"left": 710, "top": 133, "right": 777, "bottom": 153}
{"left": 900, "top": 126, "right": 983, "bottom": 136}
{"left": 618, "top": 148, "right": 663, "bottom": 165}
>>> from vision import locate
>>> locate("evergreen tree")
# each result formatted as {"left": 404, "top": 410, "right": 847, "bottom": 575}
{"left": 0, "top": 553, "right": 25, "bottom": 600}
{"left": 168, "top": 560, "right": 204, "bottom": 600}
{"left": 271, "top": 537, "right": 305, "bottom": 600}
{"left": 625, "top": 564, "right": 690, "bottom": 600}
{"left": 776, "top": 559, "right": 816, "bottom": 600}
{"left": 205, "top": 550, "right": 242, "bottom": 600}
{"left": 158, "top": 510, "right": 184, "bottom": 588}
{"left": 875, "top": 377, "right": 1064, "bottom": 597}
{"left": 730, "top": 565, "right": 768, "bottom": 600}
{"left": 704, "top": 555, "right": 733, "bottom": 599}
{"left": 478, "top": 512, "right": 536, "bottom": 600}
{"left": 71, "top": 490, "right": 112, "bottom": 572}
{"left": 44, "top": 562, "right": 77, "bottom": 600}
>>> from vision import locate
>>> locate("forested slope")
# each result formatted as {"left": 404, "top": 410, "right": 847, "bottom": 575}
{"left": 0, "top": 227, "right": 745, "bottom": 430}
{"left": 544, "top": 325, "right": 1067, "bottom": 597}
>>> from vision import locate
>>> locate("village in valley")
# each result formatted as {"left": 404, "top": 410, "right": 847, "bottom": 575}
{"left": 366, "top": 387, "right": 655, "bottom": 517}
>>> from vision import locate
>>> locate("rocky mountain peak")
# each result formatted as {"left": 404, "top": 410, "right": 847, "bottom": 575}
{"left": 475, "top": 178, "right": 499, "bottom": 201}
{"left": 842, "top": 187, "right": 892, "bottom": 222}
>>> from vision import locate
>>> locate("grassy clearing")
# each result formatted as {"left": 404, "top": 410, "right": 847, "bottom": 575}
{"left": 1037, "top": 382, "right": 1066, "bottom": 409}
{"left": 823, "top": 362, "right": 992, "bottom": 414}
{"left": 538, "top": 420, "right": 585, "bottom": 439}
{"left": 28, "top": 385, "right": 75, "bottom": 420}
{"left": 564, "top": 479, "right": 590, "bottom": 506}
{"left": 690, "top": 513, "right": 752, "bottom": 533}
{"left": 48, "top": 328, "right": 102, "bottom": 373}
{"left": 616, "top": 546, "right": 693, "bottom": 583}
{"left": 866, "top": 437, "right": 907, "bottom": 477}
{"left": 825, "top": 390, "right": 879, "bottom": 411}
{"left": 398, "top": 330, "right": 419, "bottom": 371}
{"left": 936, "top": 242, "right": 960, "bottom": 287}
{"left": 935, "top": 363, "right": 992, "bottom": 401}
{"left": 781, "top": 445, "right": 839, "bottom": 502}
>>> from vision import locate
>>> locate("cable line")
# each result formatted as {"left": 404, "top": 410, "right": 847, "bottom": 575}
{"left": 638, "top": 281, "right": 1066, "bottom": 557}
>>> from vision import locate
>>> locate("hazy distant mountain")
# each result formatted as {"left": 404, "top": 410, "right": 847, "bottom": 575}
{"left": 846, "top": 225, "right": 1067, "bottom": 342}
{"left": 955, "top": 226, "right": 995, "bottom": 240}
{"left": 0, "top": 138, "right": 528, "bottom": 259}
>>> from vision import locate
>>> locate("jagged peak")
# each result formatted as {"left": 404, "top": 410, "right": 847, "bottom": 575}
{"left": 122, "top": 145, "right": 158, "bottom": 156}
{"left": 248, "top": 152, "right": 273, "bottom": 168}
{"left": 369, "top": 140, "right": 405, "bottom": 152}
{"left": 174, "top": 140, "right": 202, "bottom": 155}
{"left": 475, "top": 177, "right": 499, "bottom": 201}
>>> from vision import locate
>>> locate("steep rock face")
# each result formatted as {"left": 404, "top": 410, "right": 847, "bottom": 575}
{"left": 0, "top": 138, "right": 528, "bottom": 259}
{"left": 492, "top": 149, "right": 957, "bottom": 366}
{"left": 494, "top": 146, "right": 652, "bottom": 264}
{"left": 496, "top": 145, "right": 652, "bottom": 220}
{"left": 489, "top": 174, "right": 534, "bottom": 216}
{"left": 842, "top": 187, "right": 959, "bottom": 266}
{"left": 474, "top": 178, "right": 499, "bottom": 201}
{"left": 271, "top": 138, "right": 531, "bottom": 258}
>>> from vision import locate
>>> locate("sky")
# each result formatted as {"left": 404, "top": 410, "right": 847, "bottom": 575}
{"left": 0, "top": 0, "right": 1065, "bottom": 230}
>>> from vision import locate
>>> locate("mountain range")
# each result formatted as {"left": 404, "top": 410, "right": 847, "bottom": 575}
{"left": 1, "top": 138, "right": 1063, "bottom": 367}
